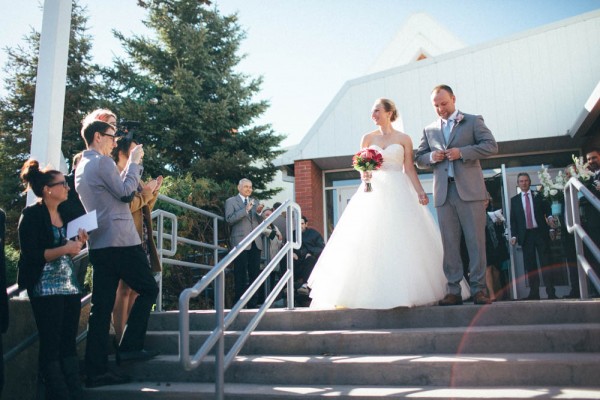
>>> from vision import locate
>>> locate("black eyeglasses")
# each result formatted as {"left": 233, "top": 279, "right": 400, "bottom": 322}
{"left": 100, "top": 132, "right": 117, "bottom": 141}
{"left": 48, "top": 181, "right": 69, "bottom": 188}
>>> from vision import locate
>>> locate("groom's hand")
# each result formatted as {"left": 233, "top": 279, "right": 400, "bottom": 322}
{"left": 431, "top": 150, "right": 445, "bottom": 162}
{"left": 444, "top": 148, "right": 462, "bottom": 161}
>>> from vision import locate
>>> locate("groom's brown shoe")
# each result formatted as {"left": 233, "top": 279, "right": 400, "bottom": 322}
{"left": 473, "top": 291, "right": 492, "bottom": 305}
{"left": 438, "top": 294, "right": 462, "bottom": 306}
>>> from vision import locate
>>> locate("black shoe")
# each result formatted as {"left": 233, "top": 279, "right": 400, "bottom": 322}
{"left": 85, "top": 371, "right": 131, "bottom": 388}
{"left": 116, "top": 349, "right": 160, "bottom": 366}
{"left": 524, "top": 292, "right": 540, "bottom": 300}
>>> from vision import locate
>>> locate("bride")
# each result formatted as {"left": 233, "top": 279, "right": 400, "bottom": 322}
{"left": 308, "top": 98, "right": 457, "bottom": 309}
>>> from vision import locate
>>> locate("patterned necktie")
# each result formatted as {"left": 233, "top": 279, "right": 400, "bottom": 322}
{"left": 244, "top": 198, "right": 248, "bottom": 206}
{"left": 524, "top": 192, "right": 534, "bottom": 229}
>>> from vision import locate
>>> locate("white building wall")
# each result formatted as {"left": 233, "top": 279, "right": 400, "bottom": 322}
{"left": 279, "top": 10, "right": 600, "bottom": 166}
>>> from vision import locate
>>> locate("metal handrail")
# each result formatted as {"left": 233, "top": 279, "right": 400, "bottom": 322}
{"left": 152, "top": 194, "right": 226, "bottom": 311}
{"left": 178, "top": 200, "right": 301, "bottom": 400}
{"left": 564, "top": 177, "right": 600, "bottom": 298}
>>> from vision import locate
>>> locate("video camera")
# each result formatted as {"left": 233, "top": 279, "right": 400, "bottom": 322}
{"left": 116, "top": 120, "right": 140, "bottom": 139}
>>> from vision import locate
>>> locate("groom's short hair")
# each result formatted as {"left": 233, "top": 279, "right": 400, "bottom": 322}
{"left": 432, "top": 84, "right": 454, "bottom": 96}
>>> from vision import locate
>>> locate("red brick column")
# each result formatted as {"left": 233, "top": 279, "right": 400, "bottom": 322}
{"left": 294, "top": 159, "right": 324, "bottom": 237}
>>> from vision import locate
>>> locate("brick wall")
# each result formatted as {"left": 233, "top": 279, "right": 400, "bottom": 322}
{"left": 294, "top": 159, "right": 324, "bottom": 236}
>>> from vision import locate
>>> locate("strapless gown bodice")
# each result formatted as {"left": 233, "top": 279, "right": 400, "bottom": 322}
{"left": 369, "top": 143, "right": 404, "bottom": 172}
{"left": 308, "top": 143, "right": 449, "bottom": 309}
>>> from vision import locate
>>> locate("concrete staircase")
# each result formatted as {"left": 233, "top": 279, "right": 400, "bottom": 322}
{"left": 86, "top": 300, "right": 600, "bottom": 399}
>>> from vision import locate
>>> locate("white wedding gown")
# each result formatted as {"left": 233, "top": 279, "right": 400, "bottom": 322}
{"left": 308, "top": 143, "right": 450, "bottom": 309}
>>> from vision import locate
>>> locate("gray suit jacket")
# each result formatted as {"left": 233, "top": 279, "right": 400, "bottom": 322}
{"left": 75, "top": 149, "right": 142, "bottom": 249}
{"left": 225, "top": 195, "right": 264, "bottom": 251}
{"left": 415, "top": 111, "right": 498, "bottom": 207}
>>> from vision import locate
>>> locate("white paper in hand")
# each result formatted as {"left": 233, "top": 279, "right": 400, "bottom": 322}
{"left": 487, "top": 209, "right": 505, "bottom": 223}
{"left": 66, "top": 210, "right": 98, "bottom": 239}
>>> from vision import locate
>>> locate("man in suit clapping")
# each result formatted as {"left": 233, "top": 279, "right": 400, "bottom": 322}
{"left": 225, "top": 179, "right": 264, "bottom": 308}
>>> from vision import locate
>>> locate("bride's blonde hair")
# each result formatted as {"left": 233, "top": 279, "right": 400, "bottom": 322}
{"left": 376, "top": 98, "right": 398, "bottom": 122}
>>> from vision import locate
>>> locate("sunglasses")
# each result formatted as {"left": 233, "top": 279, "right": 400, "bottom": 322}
{"left": 48, "top": 180, "right": 69, "bottom": 188}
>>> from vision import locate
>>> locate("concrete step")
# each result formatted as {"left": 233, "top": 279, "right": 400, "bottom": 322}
{"left": 150, "top": 300, "right": 600, "bottom": 331}
{"left": 117, "top": 353, "right": 600, "bottom": 387}
{"left": 85, "top": 382, "right": 600, "bottom": 399}
{"left": 144, "top": 323, "right": 600, "bottom": 355}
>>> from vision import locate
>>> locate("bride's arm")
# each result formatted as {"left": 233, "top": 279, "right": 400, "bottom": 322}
{"left": 402, "top": 135, "right": 429, "bottom": 206}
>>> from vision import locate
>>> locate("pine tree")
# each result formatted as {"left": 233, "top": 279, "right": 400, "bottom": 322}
{"left": 0, "top": 1, "right": 103, "bottom": 245}
{"left": 106, "top": 0, "right": 284, "bottom": 199}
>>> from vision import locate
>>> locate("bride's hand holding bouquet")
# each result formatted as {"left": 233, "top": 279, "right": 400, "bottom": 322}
{"left": 353, "top": 148, "right": 384, "bottom": 192}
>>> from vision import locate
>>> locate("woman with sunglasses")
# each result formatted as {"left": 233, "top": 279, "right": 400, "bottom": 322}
{"left": 17, "top": 159, "right": 88, "bottom": 400}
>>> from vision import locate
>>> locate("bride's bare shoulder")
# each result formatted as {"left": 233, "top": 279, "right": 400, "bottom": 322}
{"left": 360, "top": 130, "right": 380, "bottom": 147}
{"left": 395, "top": 131, "right": 413, "bottom": 147}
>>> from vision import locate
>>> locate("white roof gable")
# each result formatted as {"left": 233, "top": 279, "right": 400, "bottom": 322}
{"left": 368, "top": 13, "right": 465, "bottom": 73}
{"left": 277, "top": 10, "right": 600, "bottom": 167}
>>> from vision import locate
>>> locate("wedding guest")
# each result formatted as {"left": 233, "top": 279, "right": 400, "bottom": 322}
{"left": 416, "top": 84, "right": 498, "bottom": 305}
{"left": 484, "top": 193, "right": 509, "bottom": 301}
{"left": 272, "top": 202, "right": 287, "bottom": 243}
{"left": 111, "top": 136, "right": 163, "bottom": 345}
{"left": 0, "top": 209, "right": 7, "bottom": 397}
{"left": 261, "top": 208, "right": 283, "bottom": 292}
{"left": 76, "top": 117, "right": 159, "bottom": 388}
{"left": 225, "top": 179, "right": 264, "bottom": 307}
{"left": 294, "top": 216, "right": 324, "bottom": 297}
{"left": 18, "top": 160, "right": 88, "bottom": 400}
{"left": 62, "top": 152, "right": 86, "bottom": 222}
{"left": 510, "top": 172, "right": 556, "bottom": 300}
{"left": 582, "top": 148, "right": 600, "bottom": 287}
{"left": 562, "top": 165, "right": 579, "bottom": 298}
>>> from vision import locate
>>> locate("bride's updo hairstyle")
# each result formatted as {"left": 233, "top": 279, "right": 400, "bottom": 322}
{"left": 376, "top": 98, "right": 398, "bottom": 122}
{"left": 20, "top": 159, "right": 61, "bottom": 198}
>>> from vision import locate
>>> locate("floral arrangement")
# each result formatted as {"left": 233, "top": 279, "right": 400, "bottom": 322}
{"left": 352, "top": 148, "right": 384, "bottom": 192}
{"left": 454, "top": 112, "right": 464, "bottom": 126}
{"left": 566, "top": 154, "right": 594, "bottom": 184}
{"left": 537, "top": 165, "right": 566, "bottom": 202}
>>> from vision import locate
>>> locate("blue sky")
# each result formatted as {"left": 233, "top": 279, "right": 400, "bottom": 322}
{"left": 1, "top": 0, "right": 599, "bottom": 146}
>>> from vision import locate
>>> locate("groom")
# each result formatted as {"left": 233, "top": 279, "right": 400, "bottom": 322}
{"left": 415, "top": 84, "right": 498, "bottom": 305}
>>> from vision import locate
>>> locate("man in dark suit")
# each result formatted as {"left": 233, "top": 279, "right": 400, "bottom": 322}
{"left": 0, "top": 209, "right": 8, "bottom": 397}
{"left": 225, "top": 178, "right": 264, "bottom": 307}
{"left": 76, "top": 119, "right": 159, "bottom": 387}
{"left": 510, "top": 172, "right": 556, "bottom": 300}
{"left": 416, "top": 84, "right": 498, "bottom": 305}
{"left": 582, "top": 148, "right": 600, "bottom": 281}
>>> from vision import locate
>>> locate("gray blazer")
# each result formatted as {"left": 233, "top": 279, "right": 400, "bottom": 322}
{"left": 415, "top": 111, "right": 498, "bottom": 207}
{"left": 225, "top": 195, "right": 264, "bottom": 251}
{"left": 75, "top": 149, "right": 142, "bottom": 249}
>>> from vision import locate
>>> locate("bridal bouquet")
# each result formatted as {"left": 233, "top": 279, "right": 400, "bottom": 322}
{"left": 352, "top": 148, "right": 384, "bottom": 192}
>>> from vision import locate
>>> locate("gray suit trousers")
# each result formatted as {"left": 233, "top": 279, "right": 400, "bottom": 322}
{"left": 437, "top": 182, "right": 487, "bottom": 295}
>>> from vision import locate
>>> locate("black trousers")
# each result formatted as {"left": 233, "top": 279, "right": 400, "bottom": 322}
{"left": 30, "top": 294, "right": 81, "bottom": 367}
{"left": 0, "top": 333, "right": 4, "bottom": 397}
{"left": 522, "top": 228, "right": 555, "bottom": 295}
{"left": 85, "top": 246, "right": 158, "bottom": 376}
{"left": 233, "top": 243, "right": 261, "bottom": 307}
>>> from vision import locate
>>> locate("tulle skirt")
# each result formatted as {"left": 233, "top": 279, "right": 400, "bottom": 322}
{"left": 308, "top": 169, "right": 449, "bottom": 309}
